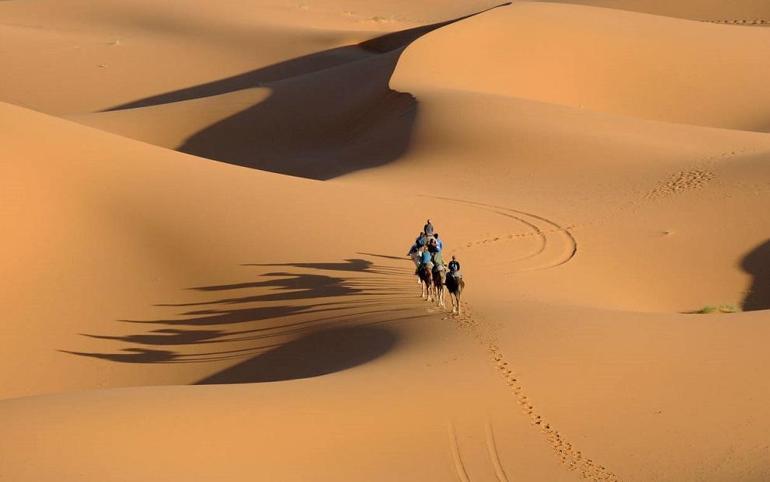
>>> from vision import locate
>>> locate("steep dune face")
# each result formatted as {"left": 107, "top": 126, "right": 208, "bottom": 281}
{"left": 0, "top": 0, "right": 500, "bottom": 115}
{"left": 64, "top": 0, "right": 770, "bottom": 179}
{"left": 392, "top": 2, "right": 770, "bottom": 130}
{"left": 69, "top": 30, "right": 424, "bottom": 179}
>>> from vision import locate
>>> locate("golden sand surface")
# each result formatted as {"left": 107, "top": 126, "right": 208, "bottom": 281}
{"left": 2, "top": 1, "right": 770, "bottom": 480}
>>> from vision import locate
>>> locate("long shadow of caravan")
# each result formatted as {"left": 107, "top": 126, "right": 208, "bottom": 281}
{"left": 62, "top": 256, "right": 418, "bottom": 381}
{"left": 103, "top": 4, "right": 509, "bottom": 179}
{"left": 197, "top": 325, "right": 397, "bottom": 384}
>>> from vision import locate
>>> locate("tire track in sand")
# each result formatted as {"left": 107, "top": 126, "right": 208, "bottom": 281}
{"left": 485, "top": 421, "right": 510, "bottom": 482}
{"left": 425, "top": 196, "right": 578, "bottom": 272}
{"left": 446, "top": 421, "right": 510, "bottom": 481}
{"left": 448, "top": 302, "right": 620, "bottom": 482}
{"left": 448, "top": 422, "right": 472, "bottom": 482}
{"left": 427, "top": 197, "right": 615, "bottom": 479}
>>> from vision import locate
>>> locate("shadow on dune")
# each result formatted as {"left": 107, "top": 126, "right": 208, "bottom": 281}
{"left": 196, "top": 325, "right": 397, "bottom": 384}
{"left": 62, "top": 255, "right": 419, "bottom": 381}
{"left": 102, "top": 4, "right": 508, "bottom": 180}
{"left": 357, "top": 251, "right": 409, "bottom": 261}
{"left": 242, "top": 258, "right": 406, "bottom": 276}
{"left": 741, "top": 239, "right": 770, "bottom": 311}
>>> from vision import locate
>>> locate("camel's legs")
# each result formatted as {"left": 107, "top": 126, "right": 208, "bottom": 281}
{"left": 451, "top": 293, "right": 460, "bottom": 314}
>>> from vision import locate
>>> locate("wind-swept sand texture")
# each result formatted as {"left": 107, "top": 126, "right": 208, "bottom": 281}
{"left": 3, "top": 1, "right": 770, "bottom": 481}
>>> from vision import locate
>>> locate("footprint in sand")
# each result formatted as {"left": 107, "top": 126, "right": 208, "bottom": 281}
{"left": 444, "top": 300, "right": 619, "bottom": 481}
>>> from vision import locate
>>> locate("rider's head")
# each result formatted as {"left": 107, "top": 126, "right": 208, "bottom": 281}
{"left": 452, "top": 256, "right": 456, "bottom": 261}
{"left": 434, "top": 233, "right": 439, "bottom": 239}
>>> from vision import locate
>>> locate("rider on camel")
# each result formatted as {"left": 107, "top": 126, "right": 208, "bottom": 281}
{"left": 419, "top": 246, "right": 434, "bottom": 272}
{"left": 415, "top": 231, "right": 427, "bottom": 248}
{"left": 433, "top": 233, "right": 443, "bottom": 252}
{"left": 448, "top": 256, "right": 461, "bottom": 279}
{"left": 424, "top": 219, "right": 434, "bottom": 237}
{"left": 432, "top": 249, "right": 446, "bottom": 273}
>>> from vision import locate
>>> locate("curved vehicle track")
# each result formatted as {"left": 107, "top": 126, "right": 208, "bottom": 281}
{"left": 427, "top": 196, "right": 578, "bottom": 272}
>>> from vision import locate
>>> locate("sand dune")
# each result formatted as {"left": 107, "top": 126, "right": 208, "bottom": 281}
{"left": 536, "top": 0, "right": 770, "bottom": 22}
{"left": 3, "top": 1, "right": 770, "bottom": 481}
{"left": 392, "top": 2, "right": 770, "bottom": 130}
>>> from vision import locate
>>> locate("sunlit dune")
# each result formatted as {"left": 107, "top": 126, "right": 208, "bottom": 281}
{"left": 2, "top": 1, "right": 770, "bottom": 481}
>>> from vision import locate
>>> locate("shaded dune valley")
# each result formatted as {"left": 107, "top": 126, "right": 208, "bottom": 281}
{"left": 72, "top": 10, "right": 504, "bottom": 179}
{"left": 4, "top": 1, "right": 770, "bottom": 481}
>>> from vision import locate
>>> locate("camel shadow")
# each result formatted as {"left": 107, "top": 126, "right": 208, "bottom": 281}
{"left": 741, "top": 239, "right": 770, "bottom": 311}
{"left": 196, "top": 325, "right": 397, "bottom": 384}
{"left": 62, "top": 255, "right": 419, "bottom": 381}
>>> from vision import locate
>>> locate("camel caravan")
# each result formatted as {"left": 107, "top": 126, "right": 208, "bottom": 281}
{"left": 407, "top": 219, "right": 465, "bottom": 315}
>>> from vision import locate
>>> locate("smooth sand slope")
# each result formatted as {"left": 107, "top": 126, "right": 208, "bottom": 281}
{"left": 0, "top": 100, "right": 581, "bottom": 482}
{"left": 391, "top": 2, "right": 770, "bottom": 131}
{"left": 535, "top": 0, "right": 770, "bottom": 22}
{"left": 3, "top": 1, "right": 770, "bottom": 481}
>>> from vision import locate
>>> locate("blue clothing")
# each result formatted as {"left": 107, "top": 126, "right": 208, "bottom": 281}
{"left": 448, "top": 260, "right": 460, "bottom": 272}
{"left": 436, "top": 238, "right": 443, "bottom": 252}
{"left": 420, "top": 251, "right": 432, "bottom": 265}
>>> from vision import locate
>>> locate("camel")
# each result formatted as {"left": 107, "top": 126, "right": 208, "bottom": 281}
{"left": 418, "top": 264, "right": 434, "bottom": 301}
{"left": 445, "top": 272, "right": 465, "bottom": 315}
{"left": 433, "top": 265, "right": 447, "bottom": 308}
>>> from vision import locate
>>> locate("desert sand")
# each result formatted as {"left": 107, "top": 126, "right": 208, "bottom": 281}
{"left": 2, "top": 1, "right": 770, "bottom": 481}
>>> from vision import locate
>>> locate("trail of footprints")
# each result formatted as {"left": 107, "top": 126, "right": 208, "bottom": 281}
{"left": 645, "top": 168, "right": 714, "bottom": 200}
{"left": 449, "top": 302, "right": 619, "bottom": 482}
{"left": 706, "top": 18, "right": 769, "bottom": 26}
{"left": 428, "top": 196, "right": 614, "bottom": 478}
{"left": 460, "top": 229, "right": 558, "bottom": 247}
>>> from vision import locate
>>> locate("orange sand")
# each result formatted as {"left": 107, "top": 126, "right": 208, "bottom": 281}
{"left": 2, "top": 1, "right": 770, "bottom": 481}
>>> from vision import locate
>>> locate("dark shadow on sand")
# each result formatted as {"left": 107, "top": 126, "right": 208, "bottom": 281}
{"left": 242, "top": 258, "right": 408, "bottom": 276}
{"left": 741, "top": 239, "right": 770, "bottom": 311}
{"left": 101, "top": 4, "right": 509, "bottom": 180}
{"left": 196, "top": 325, "right": 397, "bottom": 384}
{"left": 61, "top": 255, "right": 419, "bottom": 381}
